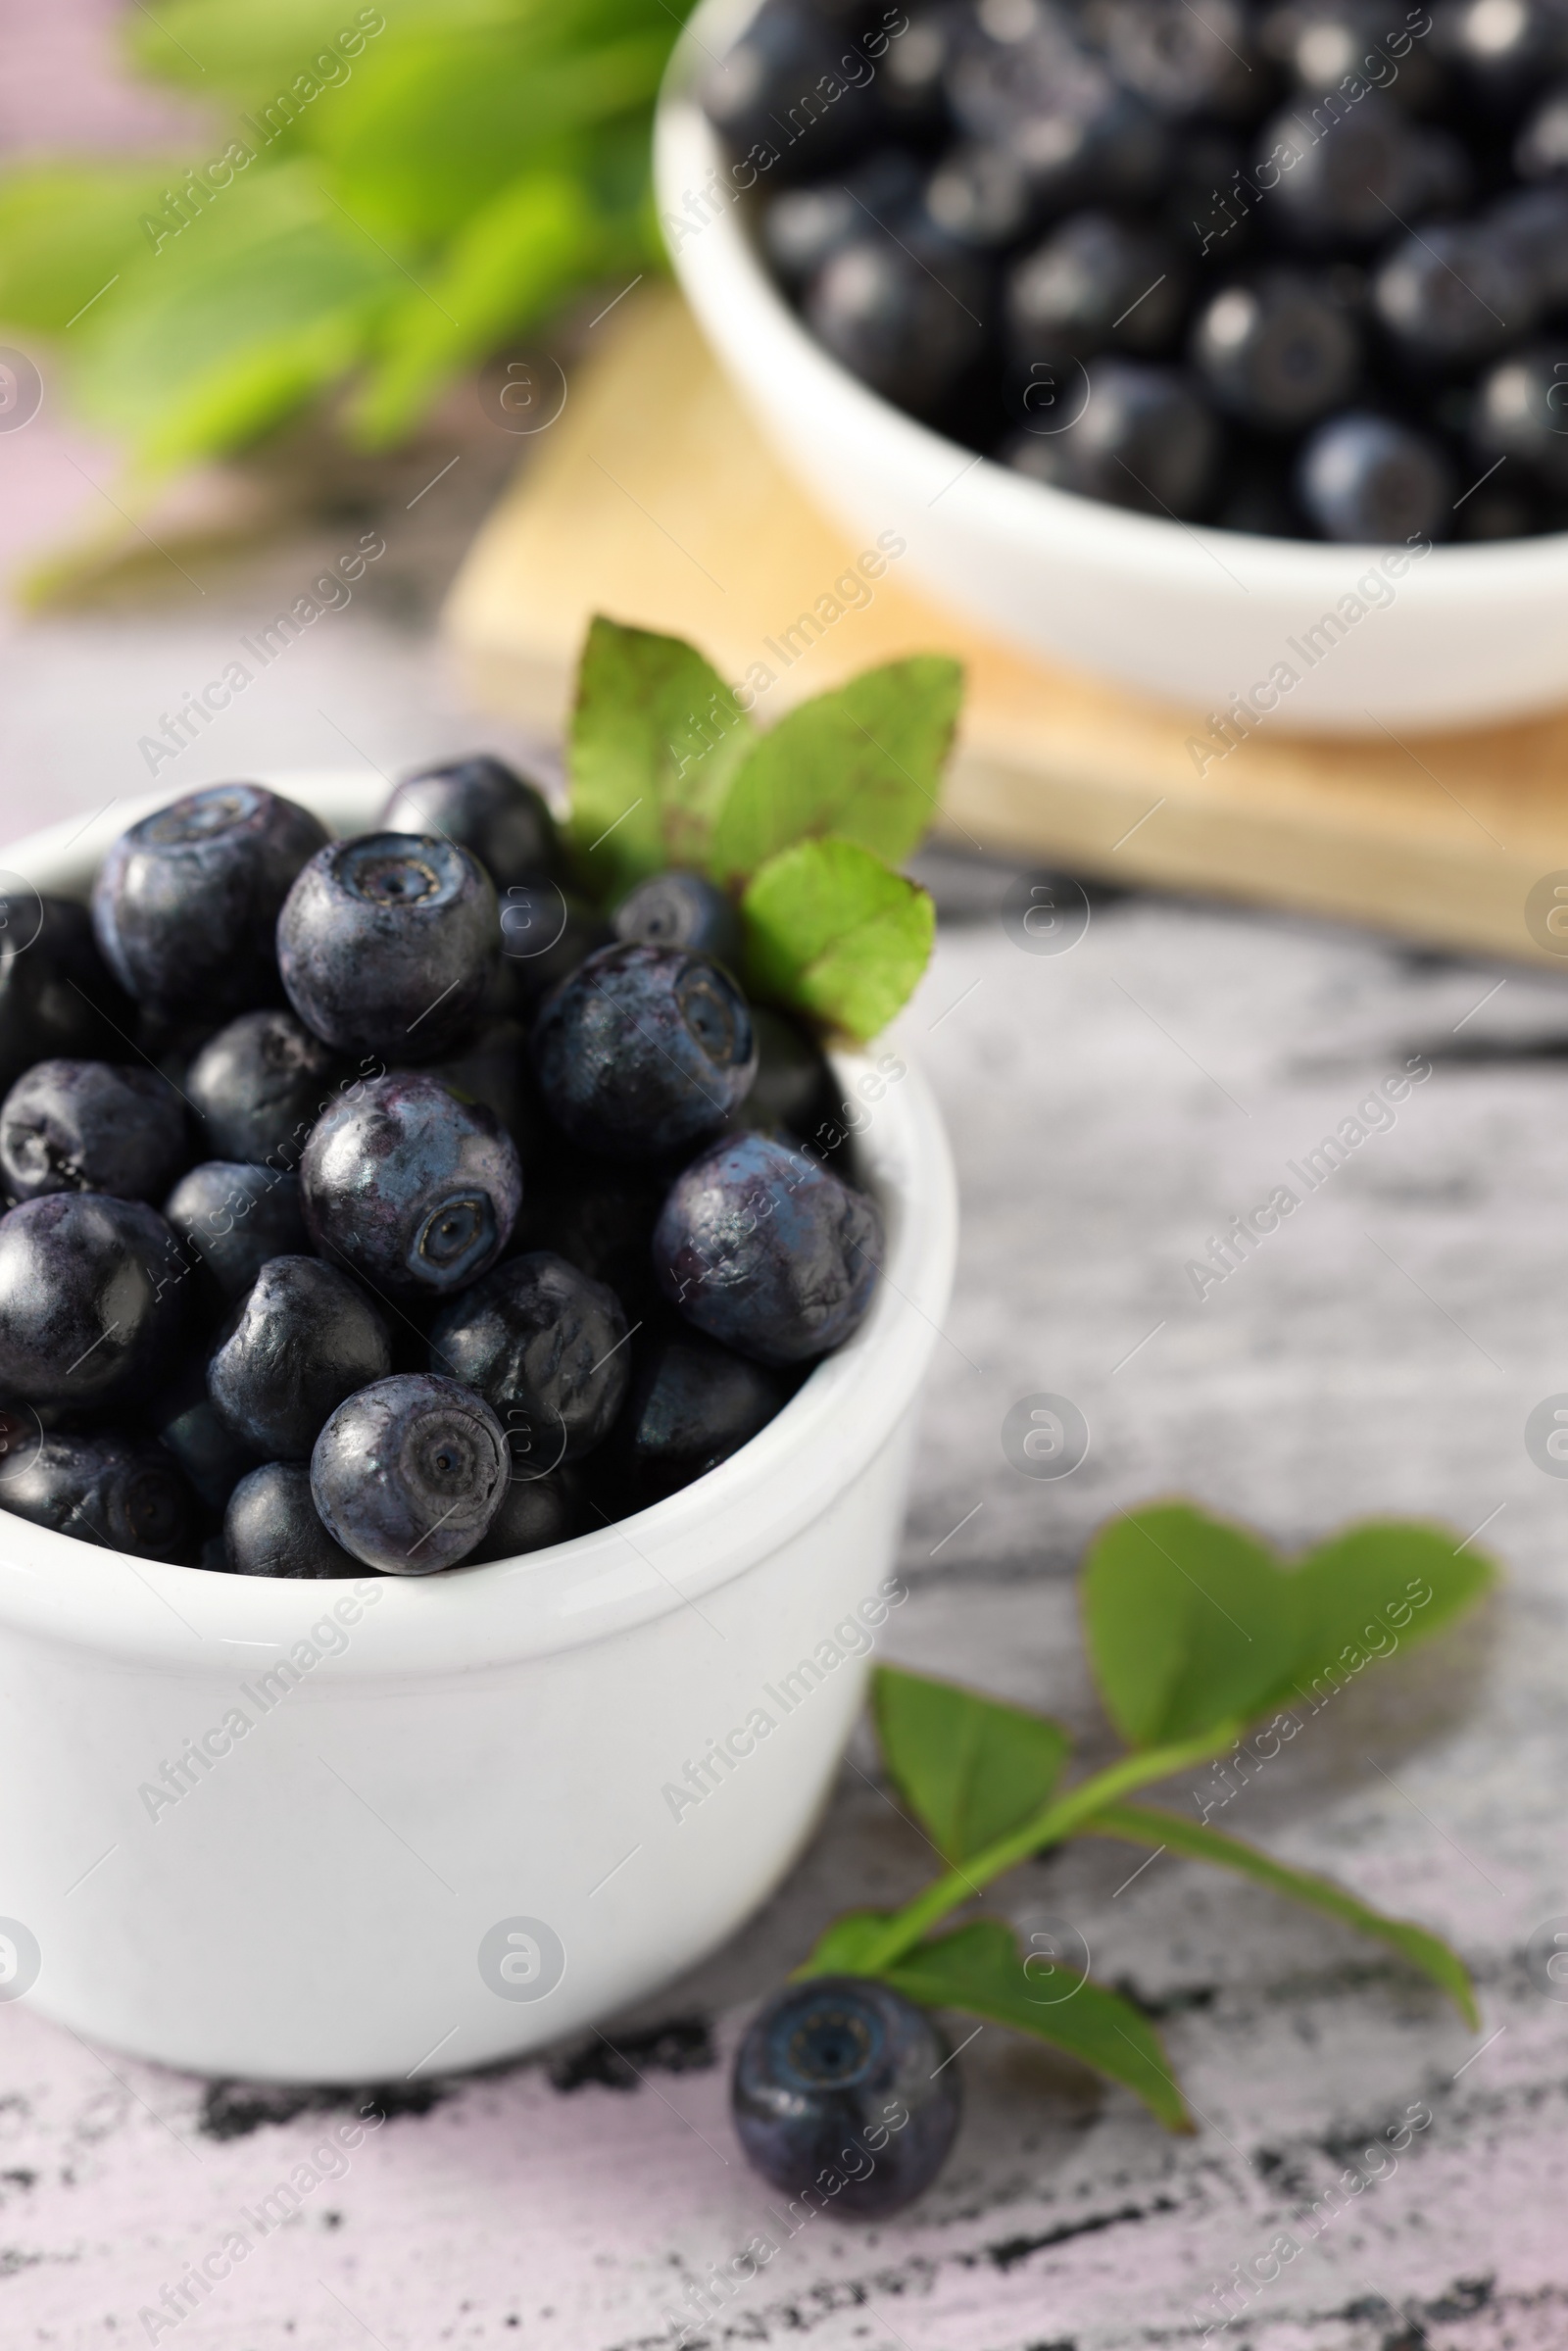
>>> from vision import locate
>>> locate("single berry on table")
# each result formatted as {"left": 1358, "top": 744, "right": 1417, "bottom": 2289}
{"left": 0, "top": 1058, "right": 188, "bottom": 1203}
{"left": 655, "top": 1129, "right": 883, "bottom": 1366}
{"left": 91, "top": 783, "right": 327, "bottom": 1020}
{"left": 380, "top": 755, "right": 562, "bottom": 891}
{"left": 300, "top": 1070, "right": 521, "bottom": 1301}
{"left": 208, "top": 1254, "right": 393, "bottom": 1459}
{"left": 224, "top": 1459, "right": 363, "bottom": 1579}
{"left": 429, "top": 1250, "right": 630, "bottom": 1462}
{"left": 731, "top": 1976, "right": 960, "bottom": 2216}
{"left": 163, "top": 1161, "right": 310, "bottom": 1303}
{"left": 312, "top": 1372, "right": 509, "bottom": 1573}
{"left": 277, "top": 831, "right": 498, "bottom": 1062}
{"left": 186, "top": 1008, "right": 349, "bottom": 1165}
{"left": 0, "top": 1431, "right": 192, "bottom": 1560}
{"left": 0, "top": 1193, "right": 191, "bottom": 1410}
{"left": 531, "top": 942, "right": 757, "bottom": 1161}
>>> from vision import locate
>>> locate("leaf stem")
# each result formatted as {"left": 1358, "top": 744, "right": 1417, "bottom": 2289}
{"left": 845, "top": 1722, "right": 1246, "bottom": 1977}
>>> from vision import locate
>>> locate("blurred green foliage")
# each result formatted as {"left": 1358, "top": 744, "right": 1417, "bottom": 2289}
{"left": 0, "top": 0, "right": 692, "bottom": 474}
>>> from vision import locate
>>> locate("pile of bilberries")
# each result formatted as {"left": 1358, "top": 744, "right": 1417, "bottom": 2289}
{"left": 0, "top": 762, "right": 883, "bottom": 1577}
{"left": 706, "top": 0, "right": 1568, "bottom": 540}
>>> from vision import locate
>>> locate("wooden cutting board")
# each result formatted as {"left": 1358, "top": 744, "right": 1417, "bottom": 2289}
{"left": 445, "top": 286, "right": 1568, "bottom": 967}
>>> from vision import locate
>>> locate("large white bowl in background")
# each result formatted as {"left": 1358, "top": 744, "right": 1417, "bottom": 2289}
{"left": 657, "top": 0, "right": 1568, "bottom": 734}
{"left": 0, "top": 778, "right": 956, "bottom": 2082}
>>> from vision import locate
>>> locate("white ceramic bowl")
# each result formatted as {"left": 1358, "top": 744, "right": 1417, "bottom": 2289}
{"left": 0, "top": 777, "right": 956, "bottom": 2082}
{"left": 656, "top": 0, "right": 1568, "bottom": 734}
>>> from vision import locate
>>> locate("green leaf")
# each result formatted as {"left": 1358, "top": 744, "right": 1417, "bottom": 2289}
{"left": 873, "top": 1665, "right": 1071, "bottom": 1866}
{"left": 742, "top": 838, "right": 935, "bottom": 1043}
{"left": 883, "top": 1921, "right": 1192, "bottom": 2132}
{"left": 1084, "top": 1803, "right": 1479, "bottom": 2026}
{"left": 1263, "top": 1520, "right": 1495, "bottom": 1714}
{"left": 312, "top": 13, "right": 676, "bottom": 240}
{"left": 1081, "top": 1503, "right": 1298, "bottom": 1749}
{"left": 708, "top": 658, "right": 962, "bottom": 889}
{"left": 565, "top": 616, "right": 753, "bottom": 900}
{"left": 0, "top": 164, "right": 176, "bottom": 332}
{"left": 797, "top": 1909, "right": 897, "bottom": 1976}
{"left": 352, "top": 169, "right": 625, "bottom": 446}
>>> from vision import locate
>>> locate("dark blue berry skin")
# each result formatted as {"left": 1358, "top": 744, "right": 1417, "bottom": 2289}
{"left": 656, "top": 1134, "right": 882, "bottom": 1367}
{"left": 1258, "top": 98, "right": 1434, "bottom": 248}
{"left": 154, "top": 1358, "right": 257, "bottom": 1512}
{"left": 224, "top": 1459, "right": 362, "bottom": 1578}
{"left": 312, "top": 1373, "right": 508, "bottom": 1573}
{"left": 0, "top": 895, "right": 135, "bottom": 1101}
{"left": 425, "top": 1020, "right": 534, "bottom": 1164}
{"left": 380, "top": 756, "right": 563, "bottom": 890}
{"left": 1372, "top": 225, "right": 1530, "bottom": 370}
{"left": 699, "top": 0, "right": 883, "bottom": 181}
{"left": 612, "top": 871, "right": 745, "bottom": 970}
{"left": 497, "top": 885, "right": 613, "bottom": 1014}
{"left": 1472, "top": 345, "right": 1568, "bottom": 491}
{"left": 208, "top": 1255, "right": 393, "bottom": 1459}
{"left": 300, "top": 1071, "right": 521, "bottom": 1302}
{"left": 186, "top": 1009, "right": 350, "bottom": 1164}
{"left": 1004, "top": 360, "right": 1219, "bottom": 517}
{"left": 512, "top": 1163, "right": 666, "bottom": 1322}
{"left": 1006, "top": 214, "right": 1187, "bottom": 371}
{"left": 92, "top": 784, "right": 328, "bottom": 1020}
{"left": 531, "top": 943, "right": 757, "bottom": 1162}
{"left": 0, "top": 1058, "right": 188, "bottom": 1204}
{"left": 948, "top": 29, "right": 1172, "bottom": 211}
{"left": 0, "top": 1430, "right": 193, "bottom": 1560}
{"left": 463, "top": 1461, "right": 585, "bottom": 1562}
{"left": 743, "top": 1007, "right": 838, "bottom": 1146}
{"left": 805, "top": 236, "right": 989, "bottom": 416}
{"left": 1297, "top": 412, "right": 1453, "bottom": 542}
{"left": 762, "top": 153, "right": 924, "bottom": 291}
{"left": 0, "top": 1193, "right": 191, "bottom": 1410}
{"left": 163, "top": 1162, "right": 309, "bottom": 1303}
{"left": 429, "top": 1250, "right": 629, "bottom": 1462}
{"left": 1191, "top": 272, "right": 1360, "bottom": 432}
{"left": 617, "top": 1330, "right": 788, "bottom": 1502}
{"left": 732, "top": 1977, "right": 960, "bottom": 2216}
{"left": 277, "top": 833, "right": 498, "bottom": 1062}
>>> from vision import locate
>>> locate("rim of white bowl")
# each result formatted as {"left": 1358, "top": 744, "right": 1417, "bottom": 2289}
{"left": 655, "top": 0, "right": 1568, "bottom": 601}
{"left": 0, "top": 775, "right": 958, "bottom": 1676}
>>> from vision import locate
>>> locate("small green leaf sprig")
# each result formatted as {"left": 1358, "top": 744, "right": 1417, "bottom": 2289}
{"left": 797, "top": 1503, "right": 1494, "bottom": 2132}
{"left": 565, "top": 615, "right": 962, "bottom": 1042}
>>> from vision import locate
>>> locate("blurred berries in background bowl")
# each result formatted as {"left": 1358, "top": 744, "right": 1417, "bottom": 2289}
{"left": 658, "top": 0, "right": 1568, "bottom": 728}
